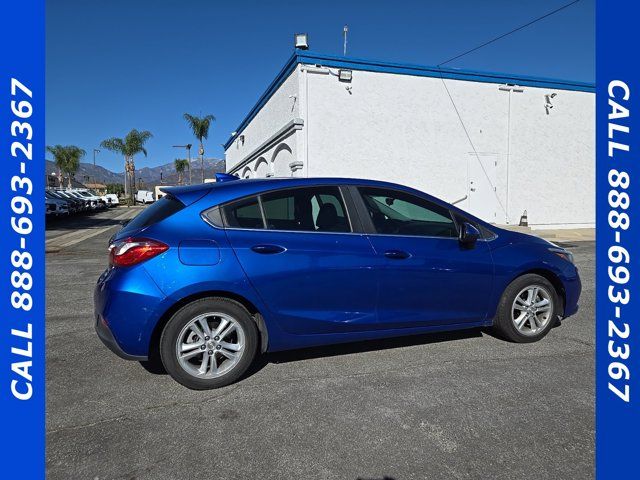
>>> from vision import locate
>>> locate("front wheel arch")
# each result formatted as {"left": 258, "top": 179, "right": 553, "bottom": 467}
{"left": 514, "top": 268, "right": 566, "bottom": 316}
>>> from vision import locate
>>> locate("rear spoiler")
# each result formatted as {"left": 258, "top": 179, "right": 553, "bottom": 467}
{"left": 160, "top": 173, "right": 238, "bottom": 205}
{"left": 214, "top": 173, "right": 238, "bottom": 182}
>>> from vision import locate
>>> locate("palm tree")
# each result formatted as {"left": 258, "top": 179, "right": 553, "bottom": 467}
{"left": 46, "top": 145, "right": 86, "bottom": 188}
{"left": 183, "top": 113, "right": 215, "bottom": 183}
{"left": 101, "top": 129, "right": 153, "bottom": 199}
{"left": 174, "top": 158, "right": 189, "bottom": 185}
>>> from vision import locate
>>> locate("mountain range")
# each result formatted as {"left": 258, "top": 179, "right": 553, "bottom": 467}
{"left": 46, "top": 158, "right": 226, "bottom": 189}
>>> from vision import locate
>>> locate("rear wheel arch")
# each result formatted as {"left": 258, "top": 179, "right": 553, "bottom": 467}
{"left": 147, "top": 291, "right": 268, "bottom": 366}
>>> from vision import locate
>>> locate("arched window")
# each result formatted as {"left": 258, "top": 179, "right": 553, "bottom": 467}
{"left": 271, "top": 143, "right": 293, "bottom": 177}
{"left": 241, "top": 166, "right": 253, "bottom": 179}
{"left": 254, "top": 157, "right": 270, "bottom": 178}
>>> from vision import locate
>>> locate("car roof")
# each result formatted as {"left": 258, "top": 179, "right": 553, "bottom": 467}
{"left": 162, "top": 176, "right": 490, "bottom": 227}
{"left": 162, "top": 177, "right": 417, "bottom": 204}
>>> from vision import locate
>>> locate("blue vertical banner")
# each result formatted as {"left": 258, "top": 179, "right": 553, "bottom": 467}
{"left": 0, "top": 0, "right": 45, "bottom": 478}
{"left": 596, "top": 0, "right": 640, "bottom": 478}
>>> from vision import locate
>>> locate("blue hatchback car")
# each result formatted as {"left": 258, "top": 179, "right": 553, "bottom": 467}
{"left": 94, "top": 175, "right": 581, "bottom": 389}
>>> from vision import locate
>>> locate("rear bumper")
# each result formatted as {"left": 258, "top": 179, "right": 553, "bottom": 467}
{"left": 95, "top": 314, "right": 147, "bottom": 361}
{"left": 94, "top": 265, "right": 166, "bottom": 359}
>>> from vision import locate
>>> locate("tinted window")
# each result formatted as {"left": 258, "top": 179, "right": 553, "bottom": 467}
{"left": 359, "top": 187, "right": 456, "bottom": 238}
{"left": 261, "top": 186, "right": 350, "bottom": 232}
{"left": 223, "top": 196, "right": 265, "bottom": 229}
{"left": 202, "top": 206, "right": 224, "bottom": 228}
{"left": 121, "top": 195, "right": 184, "bottom": 234}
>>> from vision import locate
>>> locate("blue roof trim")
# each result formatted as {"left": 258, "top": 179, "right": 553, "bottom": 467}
{"left": 223, "top": 52, "right": 299, "bottom": 150}
{"left": 224, "top": 50, "right": 595, "bottom": 150}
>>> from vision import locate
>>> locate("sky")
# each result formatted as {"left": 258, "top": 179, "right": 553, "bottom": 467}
{"left": 46, "top": 0, "right": 594, "bottom": 173}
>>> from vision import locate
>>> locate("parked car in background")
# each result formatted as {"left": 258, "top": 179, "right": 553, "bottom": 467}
{"left": 104, "top": 193, "right": 120, "bottom": 207}
{"left": 55, "top": 190, "right": 90, "bottom": 211}
{"left": 46, "top": 199, "right": 58, "bottom": 217}
{"left": 46, "top": 190, "right": 82, "bottom": 213}
{"left": 71, "top": 189, "right": 107, "bottom": 210}
{"left": 45, "top": 196, "right": 70, "bottom": 217}
{"left": 94, "top": 176, "right": 581, "bottom": 390}
{"left": 135, "top": 190, "right": 155, "bottom": 204}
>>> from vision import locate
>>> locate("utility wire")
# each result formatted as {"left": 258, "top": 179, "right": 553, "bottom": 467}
{"left": 437, "top": 72, "right": 508, "bottom": 217}
{"left": 438, "top": 0, "right": 582, "bottom": 66}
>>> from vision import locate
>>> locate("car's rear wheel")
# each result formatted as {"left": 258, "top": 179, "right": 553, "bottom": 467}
{"left": 159, "top": 297, "right": 258, "bottom": 389}
{"left": 493, "top": 274, "right": 559, "bottom": 343}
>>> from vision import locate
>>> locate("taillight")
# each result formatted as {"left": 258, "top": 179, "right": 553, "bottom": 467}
{"left": 109, "top": 237, "right": 168, "bottom": 267}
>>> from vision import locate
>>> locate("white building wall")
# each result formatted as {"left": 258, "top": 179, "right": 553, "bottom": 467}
{"left": 226, "top": 68, "right": 304, "bottom": 178}
{"left": 508, "top": 88, "right": 595, "bottom": 227}
{"left": 225, "top": 63, "right": 594, "bottom": 227}
{"left": 302, "top": 67, "right": 594, "bottom": 227}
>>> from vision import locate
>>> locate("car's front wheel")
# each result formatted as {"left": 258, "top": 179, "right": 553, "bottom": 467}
{"left": 159, "top": 298, "right": 258, "bottom": 389}
{"left": 493, "top": 274, "right": 560, "bottom": 343}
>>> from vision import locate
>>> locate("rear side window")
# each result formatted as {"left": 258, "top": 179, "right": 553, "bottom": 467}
{"left": 121, "top": 195, "right": 184, "bottom": 234}
{"left": 261, "top": 186, "right": 350, "bottom": 232}
{"left": 219, "top": 186, "right": 351, "bottom": 233}
{"left": 223, "top": 196, "right": 265, "bottom": 229}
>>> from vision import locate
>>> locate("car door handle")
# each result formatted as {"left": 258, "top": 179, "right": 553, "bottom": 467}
{"left": 251, "top": 244, "right": 286, "bottom": 254}
{"left": 384, "top": 250, "right": 411, "bottom": 260}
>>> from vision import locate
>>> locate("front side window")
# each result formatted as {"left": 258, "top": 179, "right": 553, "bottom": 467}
{"left": 359, "top": 187, "right": 457, "bottom": 238}
{"left": 261, "top": 186, "right": 350, "bottom": 233}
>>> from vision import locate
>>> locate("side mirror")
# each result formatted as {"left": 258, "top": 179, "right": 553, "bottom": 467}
{"left": 459, "top": 222, "right": 480, "bottom": 246}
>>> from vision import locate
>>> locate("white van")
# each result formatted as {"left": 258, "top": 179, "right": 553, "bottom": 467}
{"left": 135, "top": 190, "right": 155, "bottom": 204}
{"left": 104, "top": 193, "right": 120, "bottom": 206}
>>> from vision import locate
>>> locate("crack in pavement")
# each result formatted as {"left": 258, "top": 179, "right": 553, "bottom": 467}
{"left": 47, "top": 345, "right": 593, "bottom": 437}
{"left": 47, "top": 385, "right": 240, "bottom": 435}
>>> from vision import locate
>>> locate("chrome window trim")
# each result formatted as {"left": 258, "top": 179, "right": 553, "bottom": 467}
{"left": 213, "top": 184, "right": 355, "bottom": 234}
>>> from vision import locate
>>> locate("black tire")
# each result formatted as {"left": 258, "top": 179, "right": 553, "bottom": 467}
{"left": 159, "top": 297, "right": 259, "bottom": 389}
{"left": 493, "top": 273, "right": 560, "bottom": 343}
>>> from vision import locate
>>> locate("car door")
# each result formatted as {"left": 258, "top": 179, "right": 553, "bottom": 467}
{"left": 353, "top": 186, "right": 494, "bottom": 328}
{"left": 222, "top": 185, "right": 380, "bottom": 335}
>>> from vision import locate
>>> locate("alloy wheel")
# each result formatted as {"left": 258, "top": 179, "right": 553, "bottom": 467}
{"left": 511, "top": 285, "right": 554, "bottom": 336}
{"left": 175, "top": 312, "right": 245, "bottom": 378}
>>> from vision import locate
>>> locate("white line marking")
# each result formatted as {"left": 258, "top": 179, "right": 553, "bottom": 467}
{"left": 46, "top": 208, "right": 141, "bottom": 249}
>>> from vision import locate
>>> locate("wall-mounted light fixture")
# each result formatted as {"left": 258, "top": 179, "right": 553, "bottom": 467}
{"left": 498, "top": 83, "right": 524, "bottom": 93}
{"left": 338, "top": 69, "right": 352, "bottom": 82}
{"left": 544, "top": 92, "right": 557, "bottom": 115}
{"left": 294, "top": 33, "right": 309, "bottom": 50}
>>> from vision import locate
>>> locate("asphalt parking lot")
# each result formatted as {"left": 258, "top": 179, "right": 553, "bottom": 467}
{"left": 46, "top": 207, "right": 594, "bottom": 480}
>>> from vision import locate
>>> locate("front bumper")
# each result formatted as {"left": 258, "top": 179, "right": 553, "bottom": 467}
{"left": 562, "top": 268, "right": 582, "bottom": 318}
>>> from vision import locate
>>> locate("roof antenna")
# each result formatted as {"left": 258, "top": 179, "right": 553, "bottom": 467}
{"left": 343, "top": 25, "right": 348, "bottom": 56}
